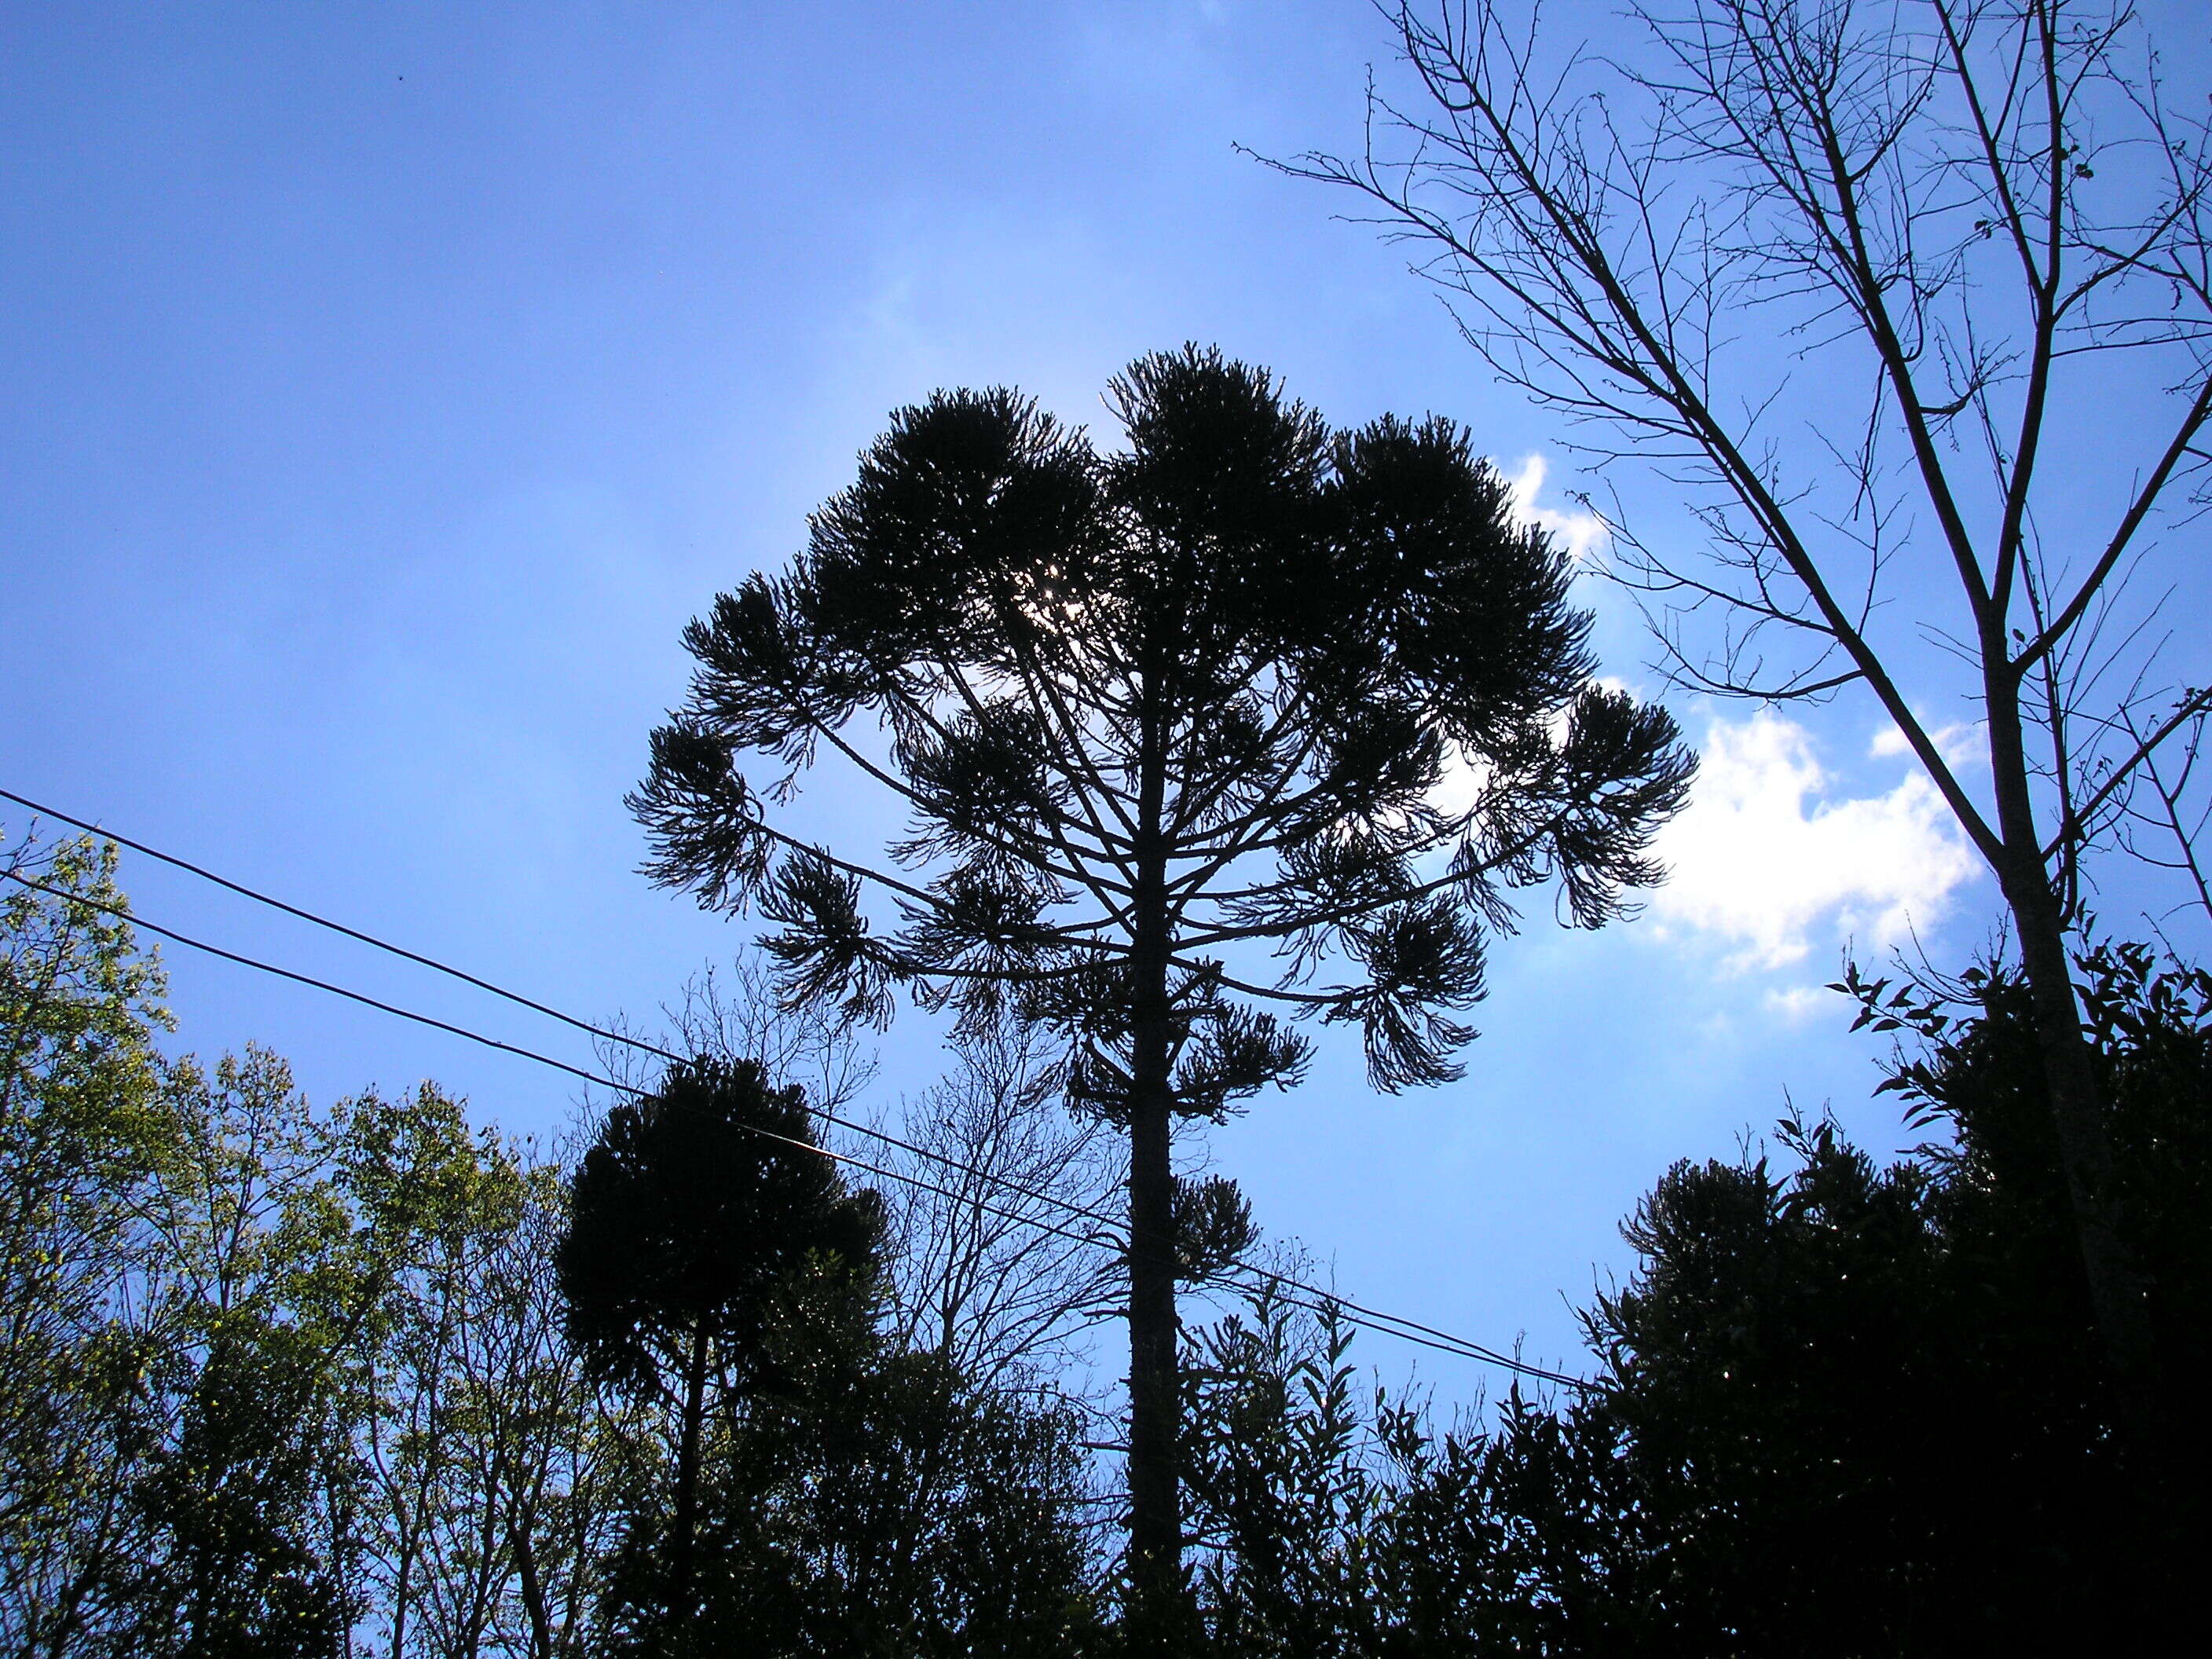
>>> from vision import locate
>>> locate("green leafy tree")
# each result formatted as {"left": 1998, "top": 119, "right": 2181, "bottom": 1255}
{"left": 1182, "top": 1284, "right": 1386, "bottom": 1658}
{"left": 101, "top": 1052, "right": 491, "bottom": 1659}
{"left": 8, "top": 837, "right": 661, "bottom": 1659}
{"left": 0, "top": 832, "right": 176, "bottom": 1654}
{"left": 555, "top": 1058, "right": 882, "bottom": 1639}
{"left": 1509, "top": 954, "right": 2206, "bottom": 1651}
{"left": 355, "top": 1125, "right": 632, "bottom": 1659}
{"left": 630, "top": 346, "right": 1692, "bottom": 1626}
{"left": 117, "top": 1319, "right": 353, "bottom": 1659}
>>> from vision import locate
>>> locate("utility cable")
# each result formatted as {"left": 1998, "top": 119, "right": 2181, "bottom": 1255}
{"left": 3, "top": 786, "right": 660, "bottom": 1056}
{"left": 0, "top": 793, "right": 1593, "bottom": 1391}
{"left": 3, "top": 865, "right": 1584, "bottom": 1388}
{"left": 0, "top": 787, "right": 1125, "bottom": 1238}
{"left": 2, "top": 866, "right": 1126, "bottom": 1261}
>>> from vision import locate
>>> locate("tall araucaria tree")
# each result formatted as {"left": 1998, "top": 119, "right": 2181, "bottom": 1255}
{"left": 629, "top": 346, "right": 1694, "bottom": 1635}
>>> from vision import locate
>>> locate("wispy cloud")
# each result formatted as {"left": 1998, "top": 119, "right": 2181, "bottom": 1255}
{"left": 1504, "top": 453, "right": 1606, "bottom": 566}
{"left": 1870, "top": 719, "right": 1983, "bottom": 766}
{"left": 1763, "top": 983, "right": 1836, "bottom": 1024}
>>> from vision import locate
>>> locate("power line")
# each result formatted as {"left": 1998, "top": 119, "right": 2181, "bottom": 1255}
{"left": 1, "top": 866, "right": 1122, "bottom": 1259}
{"left": 5, "top": 866, "right": 1585, "bottom": 1390}
{"left": 0, "top": 786, "right": 1126, "bottom": 1240}
{"left": 1, "top": 865, "right": 1584, "bottom": 1389}
{"left": 2, "top": 786, "right": 665, "bottom": 1057}
{"left": 0, "top": 795, "right": 1593, "bottom": 1391}
{"left": 0, "top": 800, "right": 1591, "bottom": 1388}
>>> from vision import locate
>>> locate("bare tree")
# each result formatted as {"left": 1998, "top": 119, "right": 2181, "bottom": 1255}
{"left": 870, "top": 1022, "right": 1121, "bottom": 1398}
{"left": 1274, "top": 0, "right": 2212, "bottom": 1396}
{"left": 2115, "top": 701, "right": 2212, "bottom": 941}
{"left": 593, "top": 956, "right": 874, "bottom": 1122}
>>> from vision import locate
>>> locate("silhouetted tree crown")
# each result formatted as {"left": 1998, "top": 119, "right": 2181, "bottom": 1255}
{"left": 631, "top": 346, "right": 1692, "bottom": 1093}
{"left": 557, "top": 1058, "right": 881, "bottom": 1396}
{"left": 558, "top": 1057, "right": 886, "bottom": 1639}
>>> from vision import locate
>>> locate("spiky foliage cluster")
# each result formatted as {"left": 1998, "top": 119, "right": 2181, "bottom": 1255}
{"left": 634, "top": 346, "right": 1690, "bottom": 1099}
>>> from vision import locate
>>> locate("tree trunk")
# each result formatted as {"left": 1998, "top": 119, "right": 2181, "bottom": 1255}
{"left": 507, "top": 1503, "right": 555, "bottom": 1659}
{"left": 1126, "top": 1069, "right": 1179, "bottom": 1642}
{"left": 1999, "top": 841, "right": 2173, "bottom": 1637}
{"left": 1983, "top": 675, "right": 2156, "bottom": 1393}
{"left": 2001, "top": 851, "right": 2156, "bottom": 1386}
{"left": 670, "top": 1320, "right": 711, "bottom": 1615}
{"left": 1124, "top": 698, "right": 1185, "bottom": 1651}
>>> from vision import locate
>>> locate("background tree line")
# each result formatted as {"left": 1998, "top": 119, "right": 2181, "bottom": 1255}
{"left": 13, "top": 787, "right": 2209, "bottom": 1657}
{"left": 1177, "top": 939, "right": 2210, "bottom": 1654}
{"left": 0, "top": 830, "right": 1115, "bottom": 1658}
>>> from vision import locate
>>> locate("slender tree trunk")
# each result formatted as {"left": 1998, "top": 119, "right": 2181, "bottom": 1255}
{"left": 507, "top": 1504, "right": 555, "bottom": 1659}
{"left": 1984, "top": 677, "right": 2157, "bottom": 1390}
{"left": 1998, "top": 830, "right": 2170, "bottom": 1638}
{"left": 1124, "top": 694, "right": 1185, "bottom": 1651}
{"left": 2001, "top": 853, "right": 2155, "bottom": 1378}
{"left": 1126, "top": 1066, "right": 1178, "bottom": 1638}
{"left": 670, "top": 1321, "right": 711, "bottom": 1617}
{"left": 388, "top": 1537, "right": 412, "bottom": 1659}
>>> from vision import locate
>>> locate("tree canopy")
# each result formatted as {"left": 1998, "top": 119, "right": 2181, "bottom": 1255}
{"left": 558, "top": 1057, "right": 881, "bottom": 1397}
{"left": 557, "top": 1056, "right": 884, "bottom": 1635}
{"left": 635, "top": 346, "right": 1690, "bottom": 1092}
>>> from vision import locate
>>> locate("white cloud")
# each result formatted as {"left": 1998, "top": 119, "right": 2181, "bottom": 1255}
{"left": 1504, "top": 454, "right": 1607, "bottom": 566}
{"left": 1651, "top": 712, "right": 1979, "bottom": 969}
{"left": 1870, "top": 719, "right": 1983, "bottom": 766}
{"left": 1763, "top": 983, "right": 1835, "bottom": 1024}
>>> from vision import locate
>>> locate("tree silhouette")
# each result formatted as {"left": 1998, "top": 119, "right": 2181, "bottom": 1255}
{"left": 635, "top": 1257, "right": 1108, "bottom": 1658}
{"left": 1174, "top": 945, "right": 2212, "bottom": 1654}
{"left": 555, "top": 1058, "right": 881, "bottom": 1626}
{"left": 1442, "top": 943, "right": 2212, "bottom": 1653}
{"left": 630, "top": 345, "right": 1693, "bottom": 1635}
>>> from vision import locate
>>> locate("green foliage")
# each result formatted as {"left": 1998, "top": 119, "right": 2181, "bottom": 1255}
{"left": 0, "top": 832, "right": 177, "bottom": 1653}
{"left": 562, "top": 1057, "right": 1108, "bottom": 1656}
{"left": 353, "top": 1126, "right": 635, "bottom": 1659}
{"left": 100, "top": 1050, "right": 513, "bottom": 1659}
{"left": 557, "top": 1058, "right": 883, "bottom": 1398}
{"left": 5, "top": 841, "right": 1106, "bottom": 1657}
{"left": 112, "top": 1318, "right": 353, "bottom": 1659}
{"left": 1184, "top": 1285, "right": 1386, "bottom": 1657}
{"left": 2, "top": 832, "right": 628, "bottom": 1659}
{"left": 1846, "top": 942, "right": 2212, "bottom": 1384}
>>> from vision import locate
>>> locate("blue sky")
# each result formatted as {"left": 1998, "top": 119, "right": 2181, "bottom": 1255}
{"left": 8, "top": 0, "right": 2207, "bottom": 1401}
